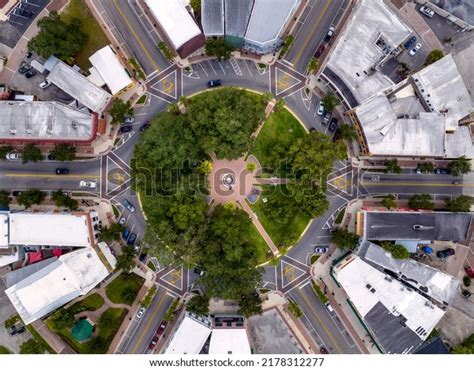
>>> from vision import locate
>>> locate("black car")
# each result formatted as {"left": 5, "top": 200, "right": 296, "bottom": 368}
{"left": 462, "top": 290, "right": 472, "bottom": 299}
{"left": 18, "top": 62, "right": 32, "bottom": 74}
{"left": 55, "top": 168, "right": 70, "bottom": 175}
{"left": 207, "top": 79, "right": 222, "bottom": 88}
{"left": 328, "top": 117, "right": 338, "bottom": 132}
{"left": 140, "top": 122, "right": 150, "bottom": 132}
{"left": 119, "top": 125, "right": 133, "bottom": 134}
{"left": 436, "top": 248, "right": 455, "bottom": 258}
{"left": 322, "top": 112, "right": 331, "bottom": 125}
{"left": 323, "top": 26, "right": 335, "bottom": 43}
{"left": 403, "top": 36, "right": 417, "bottom": 49}
{"left": 8, "top": 325, "right": 17, "bottom": 335}
{"left": 25, "top": 70, "right": 36, "bottom": 78}
{"left": 16, "top": 326, "right": 26, "bottom": 334}
{"left": 47, "top": 154, "right": 56, "bottom": 161}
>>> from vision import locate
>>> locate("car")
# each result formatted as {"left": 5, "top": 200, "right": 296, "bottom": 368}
{"left": 320, "top": 347, "right": 329, "bottom": 354}
{"left": 148, "top": 336, "right": 159, "bottom": 350}
{"left": 16, "top": 326, "right": 26, "bottom": 334}
{"left": 25, "top": 70, "right": 36, "bottom": 78}
{"left": 140, "top": 122, "right": 150, "bottom": 132}
{"left": 465, "top": 267, "right": 474, "bottom": 278}
{"left": 136, "top": 307, "right": 146, "bottom": 319}
{"left": 118, "top": 217, "right": 126, "bottom": 226}
{"left": 123, "top": 199, "right": 136, "bottom": 212}
{"left": 139, "top": 253, "right": 147, "bottom": 262}
{"left": 18, "top": 62, "right": 32, "bottom": 74}
{"left": 328, "top": 117, "right": 338, "bottom": 132}
{"left": 415, "top": 167, "right": 422, "bottom": 174}
{"left": 25, "top": 52, "right": 32, "bottom": 58}
{"left": 122, "top": 228, "right": 130, "bottom": 240}
{"left": 134, "top": 243, "right": 141, "bottom": 254}
{"left": 47, "top": 154, "right": 56, "bottom": 161}
{"left": 119, "top": 125, "right": 133, "bottom": 134}
{"left": 317, "top": 101, "right": 325, "bottom": 116}
{"left": 55, "top": 168, "right": 70, "bottom": 175}
{"left": 462, "top": 290, "right": 472, "bottom": 299}
{"left": 436, "top": 248, "right": 455, "bottom": 258}
{"left": 322, "top": 112, "right": 331, "bottom": 125}
{"left": 123, "top": 116, "right": 135, "bottom": 124}
{"left": 194, "top": 267, "right": 205, "bottom": 276}
{"left": 207, "top": 79, "right": 222, "bottom": 88}
{"left": 314, "top": 246, "right": 329, "bottom": 254}
{"left": 127, "top": 233, "right": 137, "bottom": 246}
{"left": 435, "top": 168, "right": 450, "bottom": 174}
{"left": 309, "top": 127, "right": 316, "bottom": 132}
{"left": 323, "top": 26, "right": 335, "bottom": 43}
{"left": 314, "top": 44, "right": 325, "bottom": 58}
{"left": 409, "top": 43, "right": 422, "bottom": 56}
{"left": 79, "top": 180, "right": 98, "bottom": 189}
{"left": 419, "top": 5, "right": 435, "bottom": 18}
{"left": 325, "top": 302, "right": 334, "bottom": 313}
{"left": 403, "top": 36, "right": 417, "bottom": 49}
{"left": 6, "top": 152, "right": 21, "bottom": 161}
{"left": 156, "top": 321, "right": 168, "bottom": 336}
{"left": 7, "top": 325, "right": 17, "bottom": 335}
{"left": 452, "top": 181, "right": 461, "bottom": 185}
{"left": 39, "top": 80, "right": 51, "bottom": 89}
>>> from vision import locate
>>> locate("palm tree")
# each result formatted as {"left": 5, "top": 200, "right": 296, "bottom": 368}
{"left": 337, "top": 123, "right": 357, "bottom": 141}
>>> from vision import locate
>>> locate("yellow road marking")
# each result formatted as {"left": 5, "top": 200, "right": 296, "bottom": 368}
{"left": 361, "top": 181, "right": 469, "bottom": 188}
{"left": 277, "top": 74, "right": 291, "bottom": 90}
{"left": 293, "top": 0, "right": 333, "bottom": 66}
{"left": 4, "top": 173, "right": 99, "bottom": 179}
{"left": 298, "top": 287, "right": 343, "bottom": 353}
{"left": 111, "top": 0, "right": 159, "bottom": 71}
{"left": 283, "top": 265, "right": 296, "bottom": 281}
{"left": 112, "top": 172, "right": 126, "bottom": 182}
{"left": 331, "top": 177, "right": 349, "bottom": 190}
{"left": 162, "top": 79, "right": 175, "bottom": 95}
{"left": 169, "top": 270, "right": 182, "bottom": 285}
{"left": 131, "top": 288, "right": 168, "bottom": 353}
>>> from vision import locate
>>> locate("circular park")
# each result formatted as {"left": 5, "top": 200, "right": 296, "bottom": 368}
{"left": 132, "top": 87, "right": 346, "bottom": 315}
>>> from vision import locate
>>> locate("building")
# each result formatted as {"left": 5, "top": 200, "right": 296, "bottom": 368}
{"left": 0, "top": 101, "right": 97, "bottom": 146}
{"left": 47, "top": 60, "right": 112, "bottom": 113}
{"left": 88, "top": 46, "right": 133, "bottom": 95}
{"left": 201, "top": 0, "right": 301, "bottom": 54}
{"left": 333, "top": 255, "right": 446, "bottom": 353}
{"left": 0, "top": 0, "right": 17, "bottom": 21}
{"left": 5, "top": 247, "right": 109, "bottom": 324}
{"left": 144, "top": 0, "right": 205, "bottom": 59}
{"left": 208, "top": 328, "right": 251, "bottom": 355}
{"left": 164, "top": 312, "right": 212, "bottom": 354}
{"left": 360, "top": 241, "right": 460, "bottom": 306}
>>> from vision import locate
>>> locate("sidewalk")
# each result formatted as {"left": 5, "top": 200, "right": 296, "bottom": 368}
{"left": 31, "top": 319, "right": 76, "bottom": 354}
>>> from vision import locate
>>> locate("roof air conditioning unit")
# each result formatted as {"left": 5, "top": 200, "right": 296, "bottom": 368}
{"left": 26, "top": 129, "right": 32, "bottom": 134}
{"left": 9, "top": 129, "right": 16, "bottom": 135}
{"left": 71, "top": 123, "right": 78, "bottom": 129}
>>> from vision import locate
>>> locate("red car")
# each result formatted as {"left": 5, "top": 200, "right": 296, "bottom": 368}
{"left": 148, "top": 321, "right": 168, "bottom": 350}
{"left": 148, "top": 336, "right": 159, "bottom": 350}
{"left": 156, "top": 321, "right": 167, "bottom": 336}
{"left": 465, "top": 266, "right": 474, "bottom": 278}
{"left": 315, "top": 44, "right": 326, "bottom": 58}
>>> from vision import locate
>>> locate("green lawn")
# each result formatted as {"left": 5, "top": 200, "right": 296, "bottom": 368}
{"left": 248, "top": 223, "right": 271, "bottom": 264}
{"left": 250, "top": 185, "right": 311, "bottom": 248}
{"left": 68, "top": 293, "right": 105, "bottom": 314}
{"left": 0, "top": 346, "right": 11, "bottom": 354}
{"left": 250, "top": 108, "right": 306, "bottom": 175}
{"left": 60, "top": 0, "right": 109, "bottom": 70}
{"left": 105, "top": 273, "right": 144, "bottom": 305}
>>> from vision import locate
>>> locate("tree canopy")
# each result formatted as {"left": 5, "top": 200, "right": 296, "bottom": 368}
{"left": 22, "top": 144, "right": 43, "bottom": 164}
{"left": 321, "top": 91, "right": 340, "bottom": 113}
{"left": 28, "top": 12, "right": 87, "bottom": 60}
{"left": 337, "top": 123, "right": 357, "bottom": 142}
{"left": 446, "top": 195, "right": 473, "bottom": 213}
{"left": 426, "top": 49, "right": 444, "bottom": 65}
{"left": 449, "top": 156, "right": 471, "bottom": 177}
{"left": 110, "top": 99, "right": 134, "bottom": 124}
{"left": 51, "top": 144, "right": 76, "bottom": 162}
{"left": 186, "top": 294, "right": 209, "bottom": 317}
{"left": 205, "top": 38, "right": 235, "bottom": 61}
{"left": 381, "top": 242, "right": 410, "bottom": 259}
{"left": 331, "top": 228, "right": 359, "bottom": 250}
{"left": 0, "top": 190, "right": 10, "bottom": 209}
{"left": 408, "top": 193, "right": 435, "bottom": 210}
{"left": 384, "top": 159, "right": 401, "bottom": 174}
{"left": 52, "top": 190, "right": 78, "bottom": 210}
{"left": 116, "top": 246, "right": 136, "bottom": 273}
{"left": 17, "top": 189, "right": 46, "bottom": 209}
{"left": 381, "top": 194, "right": 397, "bottom": 210}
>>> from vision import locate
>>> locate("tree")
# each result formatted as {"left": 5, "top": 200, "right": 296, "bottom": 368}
{"left": 21, "top": 144, "right": 43, "bottom": 164}
{"left": 187, "top": 294, "right": 209, "bottom": 316}
{"left": 261, "top": 92, "right": 273, "bottom": 104}
{"left": 19, "top": 339, "right": 45, "bottom": 354}
{"left": 426, "top": 49, "right": 444, "bottom": 65}
{"left": 331, "top": 228, "right": 359, "bottom": 250}
{"left": 205, "top": 38, "right": 235, "bottom": 61}
{"left": 384, "top": 159, "right": 401, "bottom": 174}
{"left": 198, "top": 160, "right": 213, "bottom": 174}
{"left": 0, "top": 145, "right": 13, "bottom": 160}
{"left": 408, "top": 193, "right": 435, "bottom": 210}
{"left": 446, "top": 195, "right": 473, "bottom": 213}
{"left": 116, "top": 246, "right": 136, "bottom": 273}
{"left": 418, "top": 162, "right": 434, "bottom": 174}
{"left": 381, "top": 194, "right": 397, "bottom": 210}
{"left": 0, "top": 190, "right": 10, "bottom": 209}
{"left": 321, "top": 91, "right": 340, "bottom": 113}
{"left": 190, "top": 0, "right": 201, "bottom": 13}
{"left": 275, "top": 98, "right": 286, "bottom": 112}
{"left": 51, "top": 308, "right": 74, "bottom": 330}
{"left": 50, "top": 144, "right": 76, "bottom": 162}
{"left": 109, "top": 99, "right": 134, "bottom": 124}
{"left": 17, "top": 188, "right": 46, "bottom": 209}
{"left": 389, "top": 244, "right": 410, "bottom": 259}
{"left": 463, "top": 276, "right": 471, "bottom": 287}
{"left": 246, "top": 162, "right": 256, "bottom": 173}
{"left": 287, "top": 300, "right": 303, "bottom": 318}
{"left": 449, "top": 156, "right": 471, "bottom": 177}
{"left": 141, "top": 286, "right": 157, "bottom": 308}
{"left": 51, "top": 190, "right": 78, "bottom": 210}
{"left": 157, "top": 41, "right": 174, "bottom": 61}
{"left": 307, "top": 57, "right": 319, "bottom": 74}
{"left": 99, "top": 223, "right": 124, "bottom": 243}
{"left": 337, "top": 123, "right": 357, "bottom": 141}
{"left": 238, "top": 293, "right": 263, "bottom": 318}
{"left": 28, "top": 12, "right": 87, "bottom": 60}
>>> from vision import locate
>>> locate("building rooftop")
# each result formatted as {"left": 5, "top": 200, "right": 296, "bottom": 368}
{"left": 224, "top": 0, "right": 253, "bottom": 37}
{"left": 0, "top": 101, "right": 94, "bottom": 141}
{"left": 0, "top": 212, "right": 8, "bottom": 248}
{"left": 326, "top": 0, "right": 411, "bottom": 103}
{"left": 88, "top": 45, "right": 133, "bottom": 95}
{"left": 9, "top": 213, "right": 93, "bottom": 248}
{"left": 47, "top": 60, "right": 112, "bottom": 113}
{"left": 209, "top": 328, "right": 251, "bottom": 354}
{"left": 165, "top": 313, "right": 212, "bottom": 354}
{"left": 202, "top": 0, "right": 224, "bottom": 37}
{"left": 364, "top": 211, "right": 471, "bottom": 242}
{"left": 334, "top": 255, "right": 445, "bottom": 353}
{"left": 5, "top": 248, "right": 109, "bottom": 324}
{"left": 361, "top": 241, "right": 460, "bottom": 305}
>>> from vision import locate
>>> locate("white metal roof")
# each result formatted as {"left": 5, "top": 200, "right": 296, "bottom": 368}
{"left": 145, "top": 0, "right": 202, "bottom": 50}
{"left": 9, "top": 213, "right": 92, "bottom": 248}
{"left": 209, "top": 328, "right": 251, "bottom": 354}
{"left": 97, "top": 242, "right": 117, "bottom": 269}
{"left": 0, "top": 101, "right": 94, "bottom": 141}
{"left": 89, "top": 46, "right": 133, "bottom": 95}
{"left": 5, "top": 248, "right": 109, "bottom": 324}
{"left": 48, "top": 60, "right": 112, "bottom": 113}
{"left": 334, "top": 256, "right": 445, "bottom": 341}
{"left": 202, "top": 0, "right": 224, "bottom": 36}
{"left": 165, "top": 313, "right": 212, "bottom": 354}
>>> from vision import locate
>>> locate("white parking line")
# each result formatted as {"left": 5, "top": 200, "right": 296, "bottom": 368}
{"left": 206, "top": 61, "right": 217, "bottom": 75}
{"left": 244, "top": 60, "right": 253, "bottom": 77}
{"left": 217, "top": 61, "right": 226, "bottom": 74}
{"left": 230, "top": 58, "right": 242, "bottom": 76}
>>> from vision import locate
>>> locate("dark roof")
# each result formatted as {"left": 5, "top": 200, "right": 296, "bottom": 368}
{"left": 364, "top": 301, "right": 423, "bottom": 354}
{"left": 224, "top": 0, "right": 254, "bottom": 37}
{"left": 414, "top": 336, "right": 450, "bottom": 354}
{"left": 365, "top": 211, "right": 471, "bottom": 242}
{"left": 176, "top": 33, "right": 206, "bottom": 59}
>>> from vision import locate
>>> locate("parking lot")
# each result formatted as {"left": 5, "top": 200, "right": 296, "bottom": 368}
{"left": 4, "top": 0, "right": 50, "bottom": 45}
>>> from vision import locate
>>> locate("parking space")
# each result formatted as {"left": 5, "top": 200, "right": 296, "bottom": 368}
{"left": 429, "top": 0, "right": 474, "bottom": 26}
{"left": 6, "top": 0, "right": 50, "bottom": 37}
{"left": 413, "top": 241, "right": 469, "bottom": 277}
{"left": 414, "top": 3, "right": 463, "bottom": 43}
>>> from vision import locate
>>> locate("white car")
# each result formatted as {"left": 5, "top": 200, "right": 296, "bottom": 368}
{"left": 6, "top": 152, "right": 21, "bottom": 161}
{"left": 136, "top": 307, "right": 146, "bottom": 319}
{"left": 79, "top": 180, "right": 98, "bottom": 189}
{"left": 409, "top": 43, "right": 422, "bottom": 56}
{"left": 317, "top": 102, "right": 325, "bottom": 116}
{"left": 39, "top": 80, "right": 51, "bottom": 89}
{"left": 419, "top": 5, "right": 435, "bottom": 18}
{"left": 325, "top": 302, "right": 334, "bottom": 313}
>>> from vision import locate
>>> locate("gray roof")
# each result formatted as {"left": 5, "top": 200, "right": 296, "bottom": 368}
{"left": 202, "top": 0, "right": 224, "bottom": 36}
{"left": 0, "top": 101, "right": 94, "bottom": 141}
{"left": 362, "top": 241, "right": 460, "bottom": 305}
{"left": 365, "top": 301, "right": 423, "bottom": 354}
{"left": 4, "top": 257, "right": 58, "bottom": 288}
{"left": 365, "top": 211, "right": 471, "bottom": 242}
{"left": 0, "top": 21, "right": 22, "bottom": 49}
{"left": 224, "top": 0, "right": 254, "bottom": 37}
